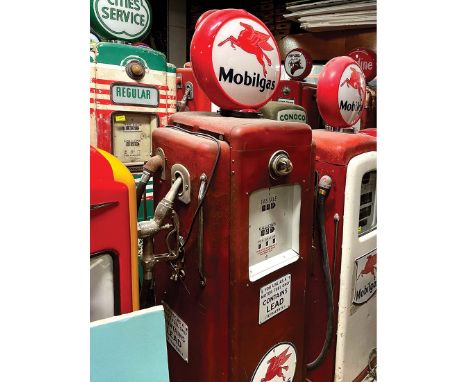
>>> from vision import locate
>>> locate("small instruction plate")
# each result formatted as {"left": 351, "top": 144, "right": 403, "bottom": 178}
{"left": 258, "top": 274, "right": 291, "bottom": 325}
{"left": 163, "top": 303, "right": 188, "bottom": 362}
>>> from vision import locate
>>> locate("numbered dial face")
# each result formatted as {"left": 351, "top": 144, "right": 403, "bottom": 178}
{"left": 112, "top": 113, "right": 153, "bottom": 164}
{"left": 248, "top": 184, "right": 301, "bottom": 281}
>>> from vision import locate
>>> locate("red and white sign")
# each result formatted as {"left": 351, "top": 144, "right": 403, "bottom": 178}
{"left": 284, "top": 48, "right": 312, "bottom": 81}
{"left": 251, "top": 342, "right": 297, "bottom": 382}
{"left": 317, "top": 56, "right": 366, "bottom": 127}
{"left": 191, "top": 9, "right": 281, "bottom": 110}
{"left": 347, "top": 47, "right": 377, "bottom": 82}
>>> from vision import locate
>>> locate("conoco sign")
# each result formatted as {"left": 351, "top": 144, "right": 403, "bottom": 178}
{"left": 191, "top": 9, "right": 281, "bottom": 110}
{"left": 347, "top": 47, "right": 377, "bottom": 82}
{"left": 90, "top": 0, "right": 152, "bottom": 42}
{"left": 317, "top": 56, "right": 366, "bottom": 127}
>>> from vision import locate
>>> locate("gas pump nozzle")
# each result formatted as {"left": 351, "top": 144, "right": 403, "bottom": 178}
{"left": 138, "top": 176, "right": 183, "bottom": 308}
{"left": 136, "top": 153, "right": 165, "bottom": 212}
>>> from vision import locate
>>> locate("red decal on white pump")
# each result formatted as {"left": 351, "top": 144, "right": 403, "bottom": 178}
{"left": 353, "top": 250, "right": 377, "bottom": 304}
{"left": 191, "top": 9, "right": 281, "bottom": 110}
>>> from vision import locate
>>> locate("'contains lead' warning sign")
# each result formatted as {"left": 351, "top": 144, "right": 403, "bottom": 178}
{"left": 259, "top": 274, "right": 291, "bottom": 324}
{"left": 163, "top": 303, "right": 188, "bottom": 362}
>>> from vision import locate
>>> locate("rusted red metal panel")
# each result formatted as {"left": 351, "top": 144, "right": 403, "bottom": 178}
{"left": 152, "top": 112, "right": 314, "bottom": 382}
{"left": 176, "top": 67, "right": 212, "bottom": 112}
{"left": 314, "top": 130, "right": 376, "bottom": 166}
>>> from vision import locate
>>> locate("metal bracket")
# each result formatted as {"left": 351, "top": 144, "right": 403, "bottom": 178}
{"left": 198, "top": 173, "right": 207, "bottom": 287}
{"left": 154, "top": 147, "right": 166, "bottom": 180}
{"left": 176, "top": 73, "right": 183, "bottom": 89}
{"left": 171, "top": 164, "right": 191, "bottom": 204}
{"left": 185, "top": 81, "right": 194, "bottom": 100}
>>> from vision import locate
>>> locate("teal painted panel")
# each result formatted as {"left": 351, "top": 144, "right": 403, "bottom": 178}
{"left": 90, "top": 306, "right": 169, "bottom": 382}
{"left": 95, "top": 42, "right": 167, "bottom": 71}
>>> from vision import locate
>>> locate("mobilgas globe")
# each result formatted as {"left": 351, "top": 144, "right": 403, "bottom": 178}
{"left": 212, "top": 18, "right": 280, "bottom": 107}
{"left": 91, "top": 0, "right": 151, "bottom": 41}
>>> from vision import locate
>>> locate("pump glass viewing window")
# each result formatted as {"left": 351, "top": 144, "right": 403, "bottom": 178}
{"left": 358, "top": 170, "right": 377, "bottom": 236}
{"left": 90, "top": 252, "right": 119, "bottom": 322}
{"left": 248, "top": 184, "right": 301, "bottom": 281}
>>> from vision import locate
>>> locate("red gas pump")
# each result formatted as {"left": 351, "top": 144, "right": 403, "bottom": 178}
{"left": 90, "top": 146, "right": 139, "bottom": 321}
{"left": 272, "top": 48, "right": 322, "bottom": 129}
{"left": 140, "top": 9, "right": 315, "bottom": 382}
{"left": 305, "top": 57, "right": 377, "bottom": 382}
{"left": 176, "top": 62, "right": 212, "bottom": 112}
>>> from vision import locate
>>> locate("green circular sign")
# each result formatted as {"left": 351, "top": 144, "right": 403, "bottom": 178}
{"left": 90, "top": 0, "right": 152, "bottom": 42}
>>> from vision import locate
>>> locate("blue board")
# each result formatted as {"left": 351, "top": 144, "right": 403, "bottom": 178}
{"left": 90, "top": 305, "right": 169, "bottom": 382}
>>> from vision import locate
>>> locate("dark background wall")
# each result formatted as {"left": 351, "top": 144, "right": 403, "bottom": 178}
{"left": 143, "top": 1, "right": 376, "bottom": 66}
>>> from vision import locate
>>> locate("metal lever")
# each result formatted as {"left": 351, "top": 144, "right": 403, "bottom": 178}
{"left": 198, "top": 174, "right": 207, "bottom": 287}
{"left": 176, "top": 82, "right": 194, "bottom": 111}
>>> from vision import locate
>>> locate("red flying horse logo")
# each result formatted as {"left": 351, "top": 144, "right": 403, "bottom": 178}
{"left": 261, "top": 347, "right": 292, "bottom": 382}
{"left": 358, "top": 254, "right": 377, "bottom": 278}
{"left": 218, "top": 22, "right": 273, "bottom": 77}
{"left": 340, "top": 66, "right": 365, "bottom": 99}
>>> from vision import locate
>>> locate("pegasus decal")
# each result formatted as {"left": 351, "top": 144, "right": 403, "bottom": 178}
{"left": 218, "top": 22, "right": 274, "bottom": 77}
{"left": 358, "top": 254, "right": 377, "bottom": 278}
{"left": 261, "top": 347, "right": 292, "bottom": 382}
{"left": 340, "top": 66, "right": 365, "bottom": 99}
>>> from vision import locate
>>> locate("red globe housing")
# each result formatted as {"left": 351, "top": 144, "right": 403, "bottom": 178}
{"left": 190, "top": 9, "right": 281, "bottom": 111}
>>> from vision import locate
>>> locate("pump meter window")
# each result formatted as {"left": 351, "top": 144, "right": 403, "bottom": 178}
{"left": 248, "top": 184, "right": 301, "bottom": 281}
{"left": 112, "top": 113, "right": 156, "bottom": 165}
{"left": 90, "top": 253, "right": 118, "bottom": 322}
{"left": 358, "top": 170, "right": 377, "bottom": 236}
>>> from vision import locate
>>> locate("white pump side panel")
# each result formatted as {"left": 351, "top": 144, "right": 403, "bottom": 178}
{"left": 335, "top": 151, "right": 377, "bottom": 382}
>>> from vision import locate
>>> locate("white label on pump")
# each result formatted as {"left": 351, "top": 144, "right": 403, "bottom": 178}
{"left": 277, "top": 98, "right": 295, "bottom": 104}
{"left": 277, "top": 109, "right": 307, "bottom": 123}
{"left": 111, "top": 85, "right": 158, "bottom": 107}
{"left": 163, "top": 303, "right": 188, "bottom": 362}
{"left": 258, "top": 274, "right": 291, "bottom": 324}
{"left": 352, "top": 250, "right": 377, "bottom": 305}
{"left": 248, "top": 184, "right": 301, "bottom": 281}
